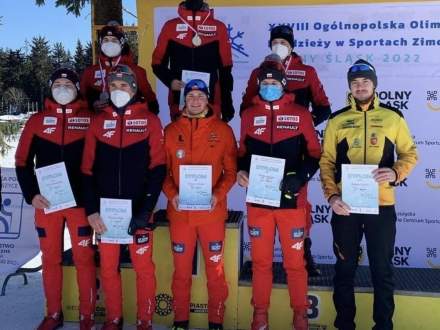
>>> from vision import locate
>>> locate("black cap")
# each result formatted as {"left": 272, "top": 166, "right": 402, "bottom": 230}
{"left": 257, "top": 57, "right": 287, "bottom": 89}
{"left": 269, "top": 25, "right": 294, "bottom": 48}
{"left": 347, "top": 59, "right": 377, "bottom": 87}
{"left": 99, "top": 25, "right": 125, "bottom": 44}
{"left": 48, "top": 68, "right": 80, "bottom": 91}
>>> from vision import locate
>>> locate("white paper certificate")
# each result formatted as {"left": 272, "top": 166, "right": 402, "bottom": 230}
{"left": 179, "top": 70, "right": 210, "bottom": 110}
{"left": 246, "top": 155, "right": 286, "bottom": 207}
{"left": 35, "top": 162, "right": 76, "bottom": 214}
{"left": 179, "top": 165, "right": 212, "bottom": 210}
{"left": 342, "top": 164, "right": 379, "bottom": 215}
{"left": 100, "top": 198, "right": 133, "bottom": 244}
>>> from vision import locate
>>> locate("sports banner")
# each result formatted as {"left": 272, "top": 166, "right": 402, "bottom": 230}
{"left": 149, "top": 1, "right": 440, "bottom": 268}
{"left": 0, "top": 167, "right": 39, "bottom": 275}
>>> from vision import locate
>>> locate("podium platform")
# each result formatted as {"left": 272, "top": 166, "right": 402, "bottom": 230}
{"left": 61, "top": 210, "right": 440, "bottom": 329}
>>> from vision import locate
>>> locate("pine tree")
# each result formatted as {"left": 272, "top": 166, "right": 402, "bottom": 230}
{"left": 74, "top": 39, "right": 86, "bottom": 74}
{"left": 51, "top": 42, "right": 72, "bottom": 69}
{"left": 30, "top": 36, "right": 52, "bottom": 107}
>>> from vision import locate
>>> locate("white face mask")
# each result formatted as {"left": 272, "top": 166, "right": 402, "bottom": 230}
{"left": 271, "top": 43, "right": 290, "bottom": 61}
{"left": 101, "top": 41, "right": 122, "bottom": 58}
{"left": 52, "top": 86, "right": 77, "bottom": 105}
{"left": 110, "top": 90, "right": 131, "bottom": 108}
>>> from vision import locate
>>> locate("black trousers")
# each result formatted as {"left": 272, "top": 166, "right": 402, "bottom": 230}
{"left": 331, "top": 206, "right": 397, "bottom": 330}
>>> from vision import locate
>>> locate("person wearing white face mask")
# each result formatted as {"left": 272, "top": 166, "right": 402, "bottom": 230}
{"left": 241, "top": 25, "right": 333, "bottom": 277}
{"left": 15, "top": 68, "right": 96, "bottom": 330}
{"left": 242, "top": 25, "right": 331, "bottom": 126}
{"left": 81, "top": 64, "right": 166, "bottom": 330}
{"left": 80, "top": 24, "right": 160, "bottom": 114}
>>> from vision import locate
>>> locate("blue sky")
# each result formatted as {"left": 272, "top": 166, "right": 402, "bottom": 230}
{"left": 0, "top": 0, "right": 137, "bottom": 52}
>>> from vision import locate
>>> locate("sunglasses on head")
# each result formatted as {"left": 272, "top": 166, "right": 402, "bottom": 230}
{"left": 349, "top": 63, "right": 375, "bottom": 73}
{"left": 186, "top": 79, "right": 208, "bottom": 90}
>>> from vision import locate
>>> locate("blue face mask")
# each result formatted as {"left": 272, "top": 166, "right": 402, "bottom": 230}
{"left": 259, "top": 84, "right": 283, "bottom": 102}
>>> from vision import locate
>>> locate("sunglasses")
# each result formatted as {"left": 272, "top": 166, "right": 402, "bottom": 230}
{"left": 185, "top": 79, "right": 209, "bottom": 91}
{"left": 349, "top": 63, "right": 375, "bottom": 73}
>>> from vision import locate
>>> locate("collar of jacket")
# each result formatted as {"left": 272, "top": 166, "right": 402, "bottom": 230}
{"left": 101, "top": 101, "right": 146, "bottom": 117}
{"left": 43, "top": 97, "right": 85, "bottom": 117}
{"left": 285, "top": 52, "right": 304, "bottom": 66}
{"left": 98, "top": 53, "right": 133, "bottom": 67}
{"left": 178, "top": 106, "right": 214, "bottom": 125}
{"left": 348, "top": 93, "right": 379, "bottom": 112}
{"left": 178, "top": 3, "right": 214, "bottom": 22}
{"left": 251, "top": 92, "right": 296, "bottom": 110}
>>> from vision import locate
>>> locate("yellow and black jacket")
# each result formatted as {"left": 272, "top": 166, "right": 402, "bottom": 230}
{"left": 320, "top": 94, "right": 418, "bottom": 205}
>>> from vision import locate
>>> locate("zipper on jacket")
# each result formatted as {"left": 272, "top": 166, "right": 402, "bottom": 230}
{"left": 363, "top": 111, "right": 367, "bottom": 164}
{"left": 61, "top": 105, "right": 66, "bottom": 160}
{"left": 270, "top": 102, "right": 274, "bottom": 156}
{"left": 118, "top": 112, "right": 124, "bottom": 196}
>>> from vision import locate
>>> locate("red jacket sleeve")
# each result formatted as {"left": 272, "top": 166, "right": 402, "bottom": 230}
{"left": 297, "top": 109, "right": 321, "bottom": 183}
{"left": 308, "top": 67, "right": 331, "bottom": 126}
{"left": 240, "top": 68, "right": 259, "bottom": 115}
{"left": 15, "top": 115, "right": 39, "bottom": 204}
{"left": 162, "top": 126, "right": 179, "bottom": 201}
{"left": 140, "top": 114, "right": 166, "bottom": 213}
{"left": 81, "top": 117, "right": 99, "bottom": 215}
{"left": 237, "top": 111, "right": 251, "bottom": 172}
{"left": 213, "top": 124, "right": 237, "bottom": 201}
{"left": 152, "top": 21, "right": 176, "bottom": 88}
{"left": 134, "top": 66, "right": 160, "bottom": 114}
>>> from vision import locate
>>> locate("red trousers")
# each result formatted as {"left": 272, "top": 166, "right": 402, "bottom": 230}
{"left": 35, "top": 207, "right": 96, "bottom": 316}
{"left": 99, "top": 229, "right": 155, "bottom": 322}
{"left": 170, "top": 219, "right": 228, "bottom": 324}
{"left": 247, "top": 206, "right": 308, "bottom": 311}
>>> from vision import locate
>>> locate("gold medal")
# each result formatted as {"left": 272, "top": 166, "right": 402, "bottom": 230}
{"left": 192, "top": 34, "right": 202, "bottom": 47}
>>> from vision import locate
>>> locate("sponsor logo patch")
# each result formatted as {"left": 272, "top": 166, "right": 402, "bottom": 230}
{"left": 277, "top": 115, "right": 299, "bottom": 123}
{"left": 43, "top": 127, "right": 56, "bottom": 134}
{"left": 104, "top": 120, "right": 117, "bottom": 129}
{"left": 291, "top": 228, "right": 305, "bottom": 239}
{"left": 291, "top": 241, "right": 304, "bottom": 250}
{"left": 248, "top": 226, "right": 261, "bottom": 238}
{"left": 209, "top": 254, "right": 222, "bottom": 263}
{"left": 94, "top": 70, "right": 105, "bottom": 79}
{"left": 136, "top": 234, "right": 149, "bottom": 245}
{"left": 254, "top": 116, "right": 267, "bottom": 126}
{"left": 286, "top": 69, "right": 306, "bottom": 77}
{"left": 176, "top": 23, "right": 188, "bottom": 32}
{"left": 136, "top": 246, "right": 149, "bottom": 255}
{"left": 209, "top": 241, "right": 223, "bottom": 252}
{"left": 198, "top": 25, "right": 217, "bottom": 32}
{"left": 103, "top": 130, "right": 115, "bottom": 138}
{"left": 126, "top": 119, "right": 147, "bottom": 127}
{"left": 43, "top": 117, "right": 57, "bottom": 125}
{"left": 173, "top": 242, "right": 185, "bottom": 253}
{"left": 176, "top": 32, "right": 187, "bottom": 40}
{"left": 68, "top": 117, "right": 90, "bottom": 124}
{"left": 176, "top": 149, "right": 185, "bottom": 159}
{"left": 254, "top": 127, "right": 266, "bottom": 135}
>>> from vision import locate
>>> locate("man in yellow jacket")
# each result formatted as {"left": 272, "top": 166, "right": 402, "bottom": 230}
{"left": 320, "top": 59, "right": 418, "bottom": 330}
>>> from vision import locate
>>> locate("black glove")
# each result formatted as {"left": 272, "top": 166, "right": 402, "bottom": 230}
{"left": 280, "top": 172, "right": 303, "bottom": 199}
{"left": 147, "top": 100, "right": 160, "bottom": 115}
{"left": 127, "top": 211, "right": 154, "bottom": 236}
{"left": 221, "top": 101, "right": 235, "bottom": 122}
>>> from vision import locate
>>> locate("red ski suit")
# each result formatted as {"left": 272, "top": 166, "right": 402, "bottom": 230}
{"left": 15, "top": 98, "right": 96, "bottom": 317}
{"left": 238, "top": 94, "right": 321, "bottom": 312}
{"left": 81, "top": 102, "right": 166, "bottom": 322}
{"left": 163, "top": 110, "right": 237, "bottom": 323}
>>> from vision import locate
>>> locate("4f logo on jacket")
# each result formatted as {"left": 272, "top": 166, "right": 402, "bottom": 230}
{"left": 43, "top": 127, "right": 56, "bottom": 134}
{"left": 103, "top": 130, "right": 115, "bottom": 139}
{"left": 253, "top": 127, "right": 266, "bottom": 135}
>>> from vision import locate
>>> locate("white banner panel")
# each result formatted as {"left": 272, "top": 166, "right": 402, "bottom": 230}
{"left": 154, "top": 1, "right": 440, "bottom": 268}
{"left": 0, "top": 167, "right": 39, "bottom": 275}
